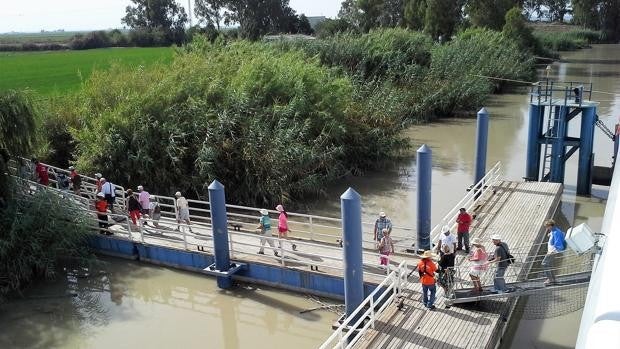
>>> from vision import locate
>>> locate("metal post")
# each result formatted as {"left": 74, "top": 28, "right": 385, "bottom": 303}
{"left": 526, "top": 104, "right": 545, "bottom": 181}
{"left": 208, "top": 180, "right": 232, "bottom": 289}
{"left": 550, "top": 105, "right": 569, "bottom": 183}
{"left": 341, "top": 187, "right": 364, "bottom": 319}
{"left": 474, "top": 108, "right": 489, "bottom": 184}
{"left": 577, "top": 106, "right": 597, "bottom": 195}
{"left": 416, "top": 144, "right": 432, "bottom": 252}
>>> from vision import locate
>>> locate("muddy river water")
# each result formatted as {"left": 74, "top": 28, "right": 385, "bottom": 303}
{"left": 1, "top": 45, "right": 619, "bottom": 349}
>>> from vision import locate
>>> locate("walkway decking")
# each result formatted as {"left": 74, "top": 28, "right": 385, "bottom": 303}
{"left": 352, "top": 180, "right": 563, "bottom": 349}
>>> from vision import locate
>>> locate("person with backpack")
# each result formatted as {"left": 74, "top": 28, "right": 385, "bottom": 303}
{"left": 257, "top": 209, "right": 278, "bottom": 256}
{"left": 126, "top": 189, "right": 141, "bottom": 225}
{"left": 490, "top": 234, "right": 513, "bottom": 293}
{"left": 56, "top": 172, "right": 70, "bottom": 192}
{"left": 542, "top": 219, "right": 567, "bottom": 285}
{"left": 417, "top": 250, "right": 438, "bottom": 310}
{"left": 148, "top": 196, "right": 161, "bottom": 228}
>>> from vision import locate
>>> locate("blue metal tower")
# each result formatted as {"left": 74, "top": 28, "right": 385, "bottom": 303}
{"left": 525, "top": 80, "right": 606, "bottom": 196}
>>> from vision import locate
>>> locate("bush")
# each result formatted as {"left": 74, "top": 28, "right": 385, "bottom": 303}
{"left": 61, "top": 40, "right": 404, "bottom": 205}
{"left": 128, "top": 28, "right": 171, "bottom": 47}
{"left": 69, "top": 31, "right": 111, "bottom": 50}
{"left": 426, "top": 28, "right": 535, "bottom": 115}
{"left": 275, "top": 28, "right": 433, "bottom": 84}
{"left": 534, "top": 29, "right": 602, "bottom": 52}
{"left": 0, "top": 183, "right": 93, "bottom": 301}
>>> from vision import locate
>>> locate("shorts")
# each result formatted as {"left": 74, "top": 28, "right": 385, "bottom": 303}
{"left": 178, "top": 208, "right": 190, "bottom": 221}
{"left": 469, "top": 269, "right": 485, "bottom": 277}
{"left": 278, "top": 227, "right": 288, "bottom": 234}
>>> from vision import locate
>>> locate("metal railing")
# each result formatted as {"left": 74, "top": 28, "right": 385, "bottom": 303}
{"left": 430, "top": 161, "right": 503, "bottom": 245}
{"left": 318, "top": 260, "right": 409, "bottom": 349}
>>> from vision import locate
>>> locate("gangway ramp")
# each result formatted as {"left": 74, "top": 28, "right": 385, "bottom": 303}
{"left": 351, "top": 180, "right": 563, "bottom": 349}
{"left": 449, "top": 271, "right": 591, "bottom": 305}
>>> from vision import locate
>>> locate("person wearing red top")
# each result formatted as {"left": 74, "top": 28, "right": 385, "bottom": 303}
{"left": 69, "top": 166, "right": 82, "bottom": 196}
{"left": 417, "top": 250, "right": 438, "bottom": 310}
{"left": 456, "top": 207, "right": 473, "bottom": 253}
{"left": 33, "top": 159, "right": 49, "bottom": 186}
{"left": 95, "top": 192, "right": 110, "bottom": 234}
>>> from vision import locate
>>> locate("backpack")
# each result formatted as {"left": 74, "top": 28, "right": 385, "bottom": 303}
{"left": 500, "top": 244, "right": 515, "bottom": 265}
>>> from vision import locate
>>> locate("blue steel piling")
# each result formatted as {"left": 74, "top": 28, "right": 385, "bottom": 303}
{"left": 474, "top": 108, "right": 489, "bottom": 184}
{"left": 549, "top": 106, "right": 569, "bottom": 183}
{"left": 416, "top": 144, "right": 432, "bottom": 252}
{"left": 577, "top": 106, "right": 598, "bottom": 195}
{"left": 526, "top": 104, "right": 545, "bottom": 181}
{"left": 208, "top": 180, "right": 232, "bottom": 289}
{"left": 340, "top": 187, "right": 364, "bottom": 318}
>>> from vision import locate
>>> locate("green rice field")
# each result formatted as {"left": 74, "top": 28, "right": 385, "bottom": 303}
{"left": 0, "top": 47, "right": 174, "bottom": 96}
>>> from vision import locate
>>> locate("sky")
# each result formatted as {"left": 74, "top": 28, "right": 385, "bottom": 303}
{"left": 0, "top": 0, "right": 342, "bottom": 33}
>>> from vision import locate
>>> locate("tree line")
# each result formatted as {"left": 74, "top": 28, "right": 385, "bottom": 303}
{"left": 316, "top": 0, "right": 620, "bottom": 41}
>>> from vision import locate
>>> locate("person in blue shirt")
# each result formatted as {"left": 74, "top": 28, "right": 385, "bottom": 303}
{"left": 542, "top": 219, "right": 567, "bottom": 285}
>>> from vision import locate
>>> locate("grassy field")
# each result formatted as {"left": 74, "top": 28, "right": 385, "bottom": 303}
{"left": 0, "top": 47, "right": 174, "bottom": 96}
{"left": 0, "top": 31, "right": 83, "bottom": 44}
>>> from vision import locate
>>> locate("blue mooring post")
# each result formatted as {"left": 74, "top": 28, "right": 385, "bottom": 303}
{"left": 526, "top": 104, "right": 545, "bottom": 181}
{"left": 577, "top": 106, "right": 597, "bottom": 195}
{"left": 416, "top": 144, "right": 432, "bottom": 252}
{"left": 208, "top": 180, "right": 232, "bottom": 289}
{"left": 341, "top": 187, "right": 364, "bottom": 319}
{"left": 474, "top": 108, "right": 489, "bottom": 184}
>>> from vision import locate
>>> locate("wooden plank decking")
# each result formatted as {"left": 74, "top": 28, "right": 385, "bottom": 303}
{"left": 352, "top": 180, "right": 563, "bottom": 349}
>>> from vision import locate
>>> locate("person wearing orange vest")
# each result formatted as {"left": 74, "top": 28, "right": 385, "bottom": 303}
{"left": 417, "top": 250, "right": 438, "bottom": 310}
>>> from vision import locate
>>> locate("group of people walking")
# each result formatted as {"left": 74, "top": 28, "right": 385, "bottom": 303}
{"left": 256, "top": 204, "right": 297, "bottom": 256}
{"left": 415, "top": 214, "right": 567, "bottom": 310}
{"left": 27, "top": 159, "right": 570, "bottom": 308}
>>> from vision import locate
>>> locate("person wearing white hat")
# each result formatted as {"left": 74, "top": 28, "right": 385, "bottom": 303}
{"left": 468, "top": 237, "right": 488, "bottom": 292}
{"left": 276, "top": 204, "right": 297, "bottom": 251}
{"left": 137, "top": 185, "right": 150, "bottom": 215}
{"left": 101, "top": 178, "right": 116, "bottom": 214}
{"left": 257, "top": 209, "right": 278, "bottom": 256}
{"left": 417, "top": 250, "right": 438, "bottom": 310}
{"left": 490, "top": 234, "right": 512, "bottom": 293}
{"left": 374, "top": 211, "right": 392, "bottom": 245}
{"left": 436, "top": 225, "right": 457, "bottom": 256}
{"left": 174, "top": 191, "right": 192, "bottom": 233}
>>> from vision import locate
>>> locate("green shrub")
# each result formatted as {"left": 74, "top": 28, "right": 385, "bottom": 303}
{"left": 63, "top": 40, "right": 404, "bottom": 205}
{"left": 275, "top": 28, "right": 433, "bottom": 83}
{"left": 0, "top": 184, "right": 93, "bottom": 301}
{"left": 426, "top": 28, "right": 535, "bottom": 115}
{"left": 534, "top": 29, "right": 602, "bottom": 52}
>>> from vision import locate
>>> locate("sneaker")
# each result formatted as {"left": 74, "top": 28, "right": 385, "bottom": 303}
{"left": 292, "top": 244, "right": 297, "bottom": 251}
{"left": 274, "top": 251, "right": 279, "bottom": 257}
{"left": 456, "top": 247, "right": 463, "bottom": 251}
{"left": 428, "top": 305, "right": 436, "bottom": 310}
{"left": 257, "top": 251, "right": 265, "bottom": 255}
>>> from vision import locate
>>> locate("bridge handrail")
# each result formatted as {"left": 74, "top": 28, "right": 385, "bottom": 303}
{"left": 430, "top": 161, "right": 503, "bottom": 245}
{"left": 318, "top": 260, "right": 408, "bottom": 349}
{"left": 10, "top": 158, "right": 418, "bottom": 251}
